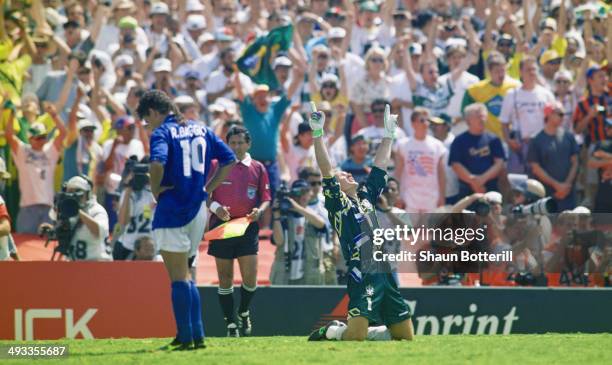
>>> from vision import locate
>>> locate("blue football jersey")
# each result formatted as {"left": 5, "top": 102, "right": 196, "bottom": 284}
{"left": 150, "top": 115, "right": 236, "bottom": 229}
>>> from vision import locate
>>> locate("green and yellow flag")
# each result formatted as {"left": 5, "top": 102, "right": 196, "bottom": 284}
{"left": 236, "top": 25, "right": 293, "bottom": 89}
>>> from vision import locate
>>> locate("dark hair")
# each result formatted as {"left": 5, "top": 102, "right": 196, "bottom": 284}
{"left": 371, "top": 98, "right": 389, "bottom": 109}
{"left": 134, "top": 236, "right": 153, "bottom": 251}
{"left": 226, "top": 125, "right": 251, "bottom": 143}
{"left": 136, "top": 90, "right": 182, "bottom": 121}
{"left": 411, "top": 107, "right": 429, "bottom": 122}
{"left": 219, "top": 47, "right": 234, "bottom": 60}
{"left": 63, "top": 20, "right": 80, "bottom": 30}
{"left": 130, "top": 86, "right": 146, "bottom": 99}
{"left": 298, "top": 166, "right": 322, "bottom": 180}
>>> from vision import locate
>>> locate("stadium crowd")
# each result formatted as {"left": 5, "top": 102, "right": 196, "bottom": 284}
{"left": 0, "top": 0, "right": 610, "bottom": 286}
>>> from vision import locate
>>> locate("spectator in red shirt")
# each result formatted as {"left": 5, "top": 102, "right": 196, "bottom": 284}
{"left": 208, "top": 126, "right": 271, "bottom": 337}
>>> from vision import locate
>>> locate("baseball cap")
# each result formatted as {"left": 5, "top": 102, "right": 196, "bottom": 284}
{"left": 115, "top": 0, "right": 135, "bottom": 10}
{"left": 186, "top": 14, "right": 206, "bottom": 31}
{"left": 325, "top": 7, "right": 346, "bottom": 19}
{"left": 586, "top": 65, "right": 603, "bottom": 79}
{"left": 349, "top": 133, "right": 368, "bottom": 147}
{"left": 541, "top": 17, "right": 557, "bottom": 32}
{"left": 409, "top": 43, "right": 423, "bottom": 56}
{"left": 77, "top": 118, "right": 97, "bottom": 131}
{"left": 359, "top": 1, "right": 379, "bottom": 13}
{"left": 554, "top": 69, "right": 573, "bottom": 81}
{"left": 543, "top": 101, "right": 565, "bottom": 118}
{"left": 174, "top": 95, "right": 195, "bottom": 106}
{"left": 208, "top": 104, "right": 225, "bottom": 113}
{"left": 184, "top": 70, "right": 200, "bottom": 79}
{"left": 197, "top": 32, "right": 215, "bottom": 47}
{"left": 429, "top": 116, "right": 448, "bottom": 125}
{"left": 153, "top": 58, "right": 172, "bottom": 73}
{"left": 291, "top": 179, "right": 310, "bottom": 193}
{"left": 572, "top": 206, "right": 591, "bottom": 215}
{"left": 118, "top": 16, "right": 138, "bottom": 29}
{"left": 484, "top": 191, "right": 503, "bottom": 205}
{"left": 150, "top": 1, "right": 169, "bottom": 15}
{"left": 297, "top": 122, "right": 312, "bottom": 135}
{"left": 321, "top": 73, "right": 339, "bottom": 86}
{"left": 327, "top": 27, "right": 346, "bottom": 39}
{"left": 0, "top": 157, "right": 11, "bottom": 179}
{"left": 253, "top": 84, "right": 270, "bottom": 94}
{"left": 28, "top": 122, "right": 48, "bottom": 138}
{"left": 114, "top": 54, "right": 134, "bottom": 69}
{"left": 65, "top": 176, "right": 91, "bottom": 192}
{"left": 215, "top": 29, "right": 234, "bottom": 42}
{"left": 272, "top": 56, "right": 292, "bottom": 69}
{"left": 185, "top": 0, "right": 205, "bottom": 12}
{"left": 540, "top": 49, "right": 561, "bottom": 66}
{"left": 114, "top": 115, "right": 135, "bottom": 129}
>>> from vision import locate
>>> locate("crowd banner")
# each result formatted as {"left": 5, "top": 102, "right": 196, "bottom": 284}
{"left": 1, "top": 262, "right": 610, "bottom": 340}
{"left": 0, "top": 262, "right": 174, "bottom": 340}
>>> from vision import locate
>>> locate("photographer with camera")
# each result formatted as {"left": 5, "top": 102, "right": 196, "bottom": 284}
{"left": 113, "top": 157, "right": 155, "bottom": 260}
{"left": 504, "top": 175, "right": 554, "bottom": 286}
{"left": 270, "top": 179, "right": 327, "bottom": 286}
{"left": 43, "top": 175, "right": 111, "bottom": 261}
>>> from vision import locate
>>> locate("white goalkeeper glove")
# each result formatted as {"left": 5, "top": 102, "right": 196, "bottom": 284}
{"left": 383, "top": 104, "right": 399, "bottom": 140}
{"left": 309, "top": 101, "right": 325, "bottom": 138}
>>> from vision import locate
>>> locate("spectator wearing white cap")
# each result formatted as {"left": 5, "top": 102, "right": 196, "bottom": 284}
{"left": 151, "top": 58, "right": 178, "bottom": 97}
{"left": 64, "top": 88, "right": 103, "bottom": 182}
{"left": 5, "top": 103, "right": 67, "bottom": 233}
{"left": 272, "top": 56, "right": 293, "bottom": 93}
{"left": 111, "top": 54, "right": 141, "bottom": 95}
{"left": 192, "top": 32, "right": 219, "bottom": 80}
{"left": 56, "top": 175, "right": 111, "bottom": 261}
{"left": 182, "top": 14, "right": 208, "bottom": 60}
{"left": 553, "top": 69, "right": 586, "bottom": 133}
{"left": 174, "top": 95, "right": 201, "bottom": 122}
{"left": 145, "top": 1, "right": 171, "bottom": 56}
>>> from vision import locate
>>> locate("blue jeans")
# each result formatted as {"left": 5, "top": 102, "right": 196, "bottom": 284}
{"left": 16, "top": 204, "right": 52, "bottom": 234}
{"left": 262, "top": 160, "right": 280, "bottom": 201}
{"left": 104, "top": 192, "right": 119, "bottom": 233}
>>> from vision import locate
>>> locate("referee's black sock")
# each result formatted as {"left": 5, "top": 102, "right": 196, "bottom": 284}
{"left": 218, "top": 287, "right": 235, "bottom": 324}
{"left": 238, "top": 284, "right": 257, "bottom": 315}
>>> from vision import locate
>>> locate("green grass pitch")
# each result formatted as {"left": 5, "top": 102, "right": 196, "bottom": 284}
{"left": 2, "top": 334, "right": 610, "bottom": 365}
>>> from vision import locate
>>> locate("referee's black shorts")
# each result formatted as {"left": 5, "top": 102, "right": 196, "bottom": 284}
{"left": 207, "top": 222, "right": 259, "bottom": 259}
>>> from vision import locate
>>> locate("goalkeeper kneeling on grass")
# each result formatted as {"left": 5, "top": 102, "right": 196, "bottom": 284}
{"left": 308, "top": 102, "right": 415, "bottom": 341}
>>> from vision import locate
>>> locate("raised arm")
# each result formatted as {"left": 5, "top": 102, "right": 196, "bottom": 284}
{"left": 401, "top": 40, "right": 418, "bottom": 91}
{"left": 286, "top": 63, "right": 305, "bottom": 101}
{"left": 3, "top": 104, "right": 18, "bottom": 154}
{"left": 233, "top": 65, "right": 245, "bottom": 102}
{"left": 311, "top": 102, "right": 334, "bottom": 177}
{"left": 66, "top": 87, "right": 85, "bottom": 146}
{"left": 46, "top": 103, "right": 67, "bottom": 152}
{"left": 482, "top": 1, "right": 497, "bottom": 52}
{"left": 372, "top": 104, "right": 397, "bottom": 170}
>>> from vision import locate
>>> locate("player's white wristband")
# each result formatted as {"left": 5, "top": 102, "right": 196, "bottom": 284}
{"left": 210, "top": 201, "right": 222, "bottom": 213}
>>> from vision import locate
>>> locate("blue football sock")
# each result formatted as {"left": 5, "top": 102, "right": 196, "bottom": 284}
{"left": 190, "top": 281, "right": 205, "bottom": 341}
{"left": 171, "top": 281, "right": 193, "bottom": 343}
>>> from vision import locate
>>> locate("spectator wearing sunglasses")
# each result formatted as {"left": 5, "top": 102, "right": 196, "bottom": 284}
{"left": 540, "top": 50, "right": 563, "bottom": 89}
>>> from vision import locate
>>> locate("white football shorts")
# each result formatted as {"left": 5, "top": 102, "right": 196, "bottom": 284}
{"left": 153, "top": 201, "right": 208, "bottom": 256}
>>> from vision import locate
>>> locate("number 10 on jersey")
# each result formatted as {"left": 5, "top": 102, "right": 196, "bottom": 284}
{"left": 180, "top": 137, "right": 207, "bottom": 177}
